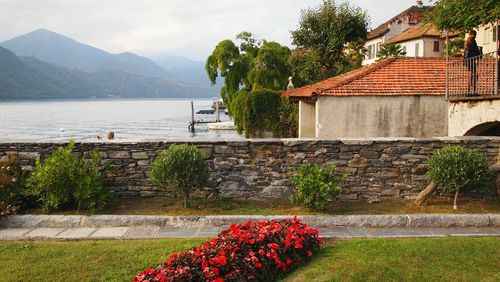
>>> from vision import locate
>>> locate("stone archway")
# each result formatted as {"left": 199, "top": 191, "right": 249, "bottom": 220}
{"left": 464, "top": 121, "right": 500, "bottom": 136}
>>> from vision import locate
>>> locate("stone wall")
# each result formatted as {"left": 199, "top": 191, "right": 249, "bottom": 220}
{"left": 1, "top": 137, "right": 499, "bottom": 201}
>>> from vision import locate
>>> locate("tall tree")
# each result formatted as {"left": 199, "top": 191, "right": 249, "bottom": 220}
{"left": 377, "top": 44, "right": 407, "bottom": 60}
{"left": 206, "top": 33, "right": 292, "bottom": 113}
{"left": 428, "top": 0, "right": 500, "bottom": 31}
{"left": 290, "top": 0, "right": 369, "bottom": 86}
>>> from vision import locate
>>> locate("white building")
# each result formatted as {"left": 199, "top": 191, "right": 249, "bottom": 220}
{"left": 384, "top": 24, "right": 444, "bottom": 58}
{"left": 363, "top": 1, "right": 433, "bottom": 65}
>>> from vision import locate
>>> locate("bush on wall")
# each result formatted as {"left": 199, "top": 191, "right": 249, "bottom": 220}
{"left": 25, "top": 140, "right": 109, "bottom": 213}
{"left": 133, "top": 218, "right": 323, "bottom": 282}
{"left": 291, "top": 163, "right": 345, "bottom": 211}
{"left": 0, "top": 154, "right": 30, "bottom": 217}
{"left": 426, "top": 145, "right": 493, "bottom": 210}
{"left": 150, "top": 144, "right": 209, "bottom": 208}
{"left": 231, "top": 88, "right": 298, "bottom": 138}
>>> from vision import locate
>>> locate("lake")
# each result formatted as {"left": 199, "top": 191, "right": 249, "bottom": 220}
{"left": 0, "top": 99, "right": 243, "bottom": 142}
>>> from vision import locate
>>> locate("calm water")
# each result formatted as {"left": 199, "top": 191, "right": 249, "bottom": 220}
{"left": 0, "top": 99, "right": 243, "bottom": 142}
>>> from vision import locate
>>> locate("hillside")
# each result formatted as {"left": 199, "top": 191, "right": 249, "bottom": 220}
{"left": 0, "top": 46, "right": 214, "bottom": 99}
{"left": 0, "top": 29, "right": 174, "bottom": 80}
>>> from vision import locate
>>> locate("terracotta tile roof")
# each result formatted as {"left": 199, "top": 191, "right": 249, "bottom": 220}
{"left": 385, "top": 24, "right": 442, "bottom": 45}
{"left": 368, "top": 5, "right": 434, "bottom": 40}
{"left": 284, "top": 57, "right": 448, "bottom": 97}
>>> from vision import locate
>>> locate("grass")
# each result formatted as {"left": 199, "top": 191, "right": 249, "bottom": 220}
{"left": 0, "top": 237, "right": 498, "bottom": 281}
{"left": 283, "top": 237, "right": 500, "bottom": 282}
{"left": 27, "top": 196, "right": 500, "bottom": 216}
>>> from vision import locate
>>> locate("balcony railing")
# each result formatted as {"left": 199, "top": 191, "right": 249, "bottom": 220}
{"left": 446, "top": 50, "right": 499, "bottom": 100}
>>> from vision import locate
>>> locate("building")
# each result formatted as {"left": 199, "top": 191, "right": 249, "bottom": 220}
{"left": 285, "top": 57, "right": 448, "bottom": 138}
{"left": 363, "top": 1, "right": 433, "bottom": 65}
{"left": 384, "top": 24, "right": 444, "bottom": 58}
{"left": 474, "top": 22, "right": 499, "bottom": 54}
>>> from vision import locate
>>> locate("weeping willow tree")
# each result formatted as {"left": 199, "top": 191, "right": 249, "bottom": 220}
{"left": 206, "top": 32, "right": 296, "bottom": 137}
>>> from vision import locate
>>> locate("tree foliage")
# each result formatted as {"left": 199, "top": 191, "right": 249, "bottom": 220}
{"left": 290, "top": 0, "right": 369, "bottom": 86}
{"left": 426, "top": 146, "right": 493, "bottom": 210}
{"left": 427, "top": 0, "right": 500, "bottom": 31}
{"left": 206, "top": 32, "right": 292, "bottom": 114}
{"left": 377, "top": 44, "right": 407, "bottom": 60}
{"left": 150, "top": 144, "right": 209, "bottom": 208}
{"left": 291, "top": 164, "right": 345, "bottom": 211}
{"left": 25, "top": 140, "right": 110, "bottom": 213}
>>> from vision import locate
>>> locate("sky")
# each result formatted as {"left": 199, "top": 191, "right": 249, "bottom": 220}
{"left": 0, "top": 0, "right": 427, "bottom": 61}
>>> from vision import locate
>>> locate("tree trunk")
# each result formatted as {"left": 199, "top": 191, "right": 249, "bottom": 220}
{"left": 183, "top": 192, "right": 189, "bottom": 209}
{"left": 453, "top": 188, "right": 460, "bottom": 210}
{"left": 413, "top": 181, "right": 438, "bottom": 206}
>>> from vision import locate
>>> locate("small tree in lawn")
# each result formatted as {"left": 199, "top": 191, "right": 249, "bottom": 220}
{"left": 426, "top": 146, "right": 492, "bottom": 210}
{"left": 150, "top": 144, "right": 209, "bottom": 208}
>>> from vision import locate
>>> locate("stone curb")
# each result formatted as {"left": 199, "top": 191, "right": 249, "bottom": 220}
{"left": 1, "top": 214, "right": 499, "bottom": 228}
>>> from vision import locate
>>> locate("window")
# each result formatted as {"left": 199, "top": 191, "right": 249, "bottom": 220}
{"left": 376, "top": 42, "right": 381, "bottom": 56}
{"left": 367, "top": 45, "right": 373, "bottom": 59}
{"left": 433, "top": 41, "right": 440, "bottom": 52}
{"left": 402, "top": 46, "right": 407, "bottom": 55}
{"left": 415, "top": 43, "right": 420, "bottom": 57}
{"left": 484, "top": 28, "right": 491, "bottom": 44}
{"left": 494, "top": 26, "right": 498, "bottom": 42}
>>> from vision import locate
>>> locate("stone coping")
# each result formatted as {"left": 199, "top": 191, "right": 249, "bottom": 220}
{"left": 1, "top": 214, "right": 499, "bottom": 229}
{"left": 1, "top": 136, "right": 499, "bottom": 145}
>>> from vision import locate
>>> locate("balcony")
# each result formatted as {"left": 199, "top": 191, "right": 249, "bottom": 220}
{"left": 446, "top": 50, "right": 499, "bottom": 101}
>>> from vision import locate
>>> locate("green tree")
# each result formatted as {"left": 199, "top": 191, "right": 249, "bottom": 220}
{"left": 377, "top": 44, "right": 407, "bottom": 60}
{"left": 150, "top": 144, "right": 209, "bottom": 208}
{"left": 427, "top": 0, "right": 500, "bottom": 31}
{"left": 290, "top": 0, "right": 369, "bottom": 86}
{"left": 426, "top": 146, "right": 492, "bottom": 210}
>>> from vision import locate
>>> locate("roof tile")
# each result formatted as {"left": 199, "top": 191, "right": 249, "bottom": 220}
{"left": 284, "top": 57, "right": 448, "bottom": 97}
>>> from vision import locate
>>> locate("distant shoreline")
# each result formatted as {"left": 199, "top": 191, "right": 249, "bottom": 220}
{"left": 0, "top": 97, "right": 218, "bottom": 102}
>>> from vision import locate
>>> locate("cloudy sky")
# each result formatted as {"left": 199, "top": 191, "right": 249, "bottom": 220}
{"left": 0, "top": 0, "right": 427, "bottom": 61}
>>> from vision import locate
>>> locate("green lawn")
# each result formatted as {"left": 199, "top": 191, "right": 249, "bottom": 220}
{"left": 0, "top": 237, "right": 498, "bottom": 281}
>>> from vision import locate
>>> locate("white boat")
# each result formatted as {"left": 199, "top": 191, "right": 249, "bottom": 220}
{"left": 206, "top": 121, "right": 235, "bottom": 130}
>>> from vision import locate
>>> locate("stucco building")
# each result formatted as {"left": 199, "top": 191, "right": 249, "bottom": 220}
{"left": 384, "top": 24, "right": 444, "bottom": 58}
{"left": 363, "top": 1, "right": 433, "bottom": 65}
{"left": 285, "top": 57, "right": 448, "bottom": 139}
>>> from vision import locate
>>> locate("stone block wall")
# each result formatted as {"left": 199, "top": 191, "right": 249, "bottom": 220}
{"left": 0, "top": 137, "right": 499, "bottom": 201}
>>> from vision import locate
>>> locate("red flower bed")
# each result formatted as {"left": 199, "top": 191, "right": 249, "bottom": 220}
{"left": 133, "top": 217, "right": 323, "bottom": 282}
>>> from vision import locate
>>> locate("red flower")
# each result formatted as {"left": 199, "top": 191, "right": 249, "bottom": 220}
{"left": 255, "top": 262, "right": 262, "bottom": 268}
{"left": 212, "top": 267, "right": 219, "bottom": 276}
{"left": 307, "top": 250, "right": 313, "bottom": 257}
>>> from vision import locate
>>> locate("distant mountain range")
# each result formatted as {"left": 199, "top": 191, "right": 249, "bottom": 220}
{"left": 0, "top": 29, "right": 220, "bottom": 99}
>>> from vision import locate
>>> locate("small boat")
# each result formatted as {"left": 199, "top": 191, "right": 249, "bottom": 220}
{"left": 211, "top": 99, "right": 226, "bottom": 110}
{"left": 206, "top": 121, "right": 235, "bottom": 130}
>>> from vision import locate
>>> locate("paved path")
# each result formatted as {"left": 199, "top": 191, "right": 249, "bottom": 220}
{"left": 0, "top": 226, "right": 498, "bottom": 240}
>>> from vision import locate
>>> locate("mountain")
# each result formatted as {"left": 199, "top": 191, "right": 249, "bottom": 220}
{"left": 0, "top": 46, "right": 214, "bottom": 99}
{"left": 1, "top": 29, "right": 173, "bottom": 80}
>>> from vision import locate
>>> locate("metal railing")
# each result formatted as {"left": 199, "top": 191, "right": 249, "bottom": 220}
{"left": 446, "top": 50, "right": 499, "bottom": 100}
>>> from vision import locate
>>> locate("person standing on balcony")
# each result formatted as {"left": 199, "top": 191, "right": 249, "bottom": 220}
{"left": 464, "top": 30, "right": 482, "bottom": 95}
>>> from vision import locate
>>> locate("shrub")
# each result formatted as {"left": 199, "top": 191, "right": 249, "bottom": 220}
{"left": 230, "top": 89, "right": 298, "bottom": 138}
{"left": 25, "top": 140, "right": 109, "bottom": 213}
{"left": 427, "top": 145, "right": 492, "bottom": 210}
{"left": 133, "top": 217, "right": 323, "bottom": 282}
{"left": 150, "top": 144, "right": 209, "bottom": 208}
{"left": 0, "top": 155, "right": 29, "bottom": 217}
{"left": 290, "top": 163, "right": 345, "bottom": 211}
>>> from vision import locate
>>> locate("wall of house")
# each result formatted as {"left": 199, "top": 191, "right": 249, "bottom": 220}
{"left": 422, "top": 38, "right": 444, "bottom": 57}
{"left": 298, "top": 101, "right": 316, "bottom": 138}
{"left": 475, "top": 24, "right": 498, "bottom": 54}
{"left": 448, "top": 99, "right": 500, "bottom": 136}
{"left": 1, "top": 138, "right": 498, "bottom": 202}
{"left": 315, "top": 95, "right": 447, "bottom": 138}
{"left": 363, "top": 38, "right": 383, "bottom": 65}
{"left": 399, "top": 39, "right": 425, "bottom": 57}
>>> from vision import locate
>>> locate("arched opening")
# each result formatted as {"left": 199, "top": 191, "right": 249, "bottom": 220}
{"left": 464, "top": 121, "right": 500, "bottom": 136}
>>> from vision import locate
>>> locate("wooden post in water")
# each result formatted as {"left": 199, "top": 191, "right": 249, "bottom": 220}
{"left": 190, "top": 101, "right": 195, "bottom": 132}
{"left": 216, "top": 100, "right": 220, "bottom": 122}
